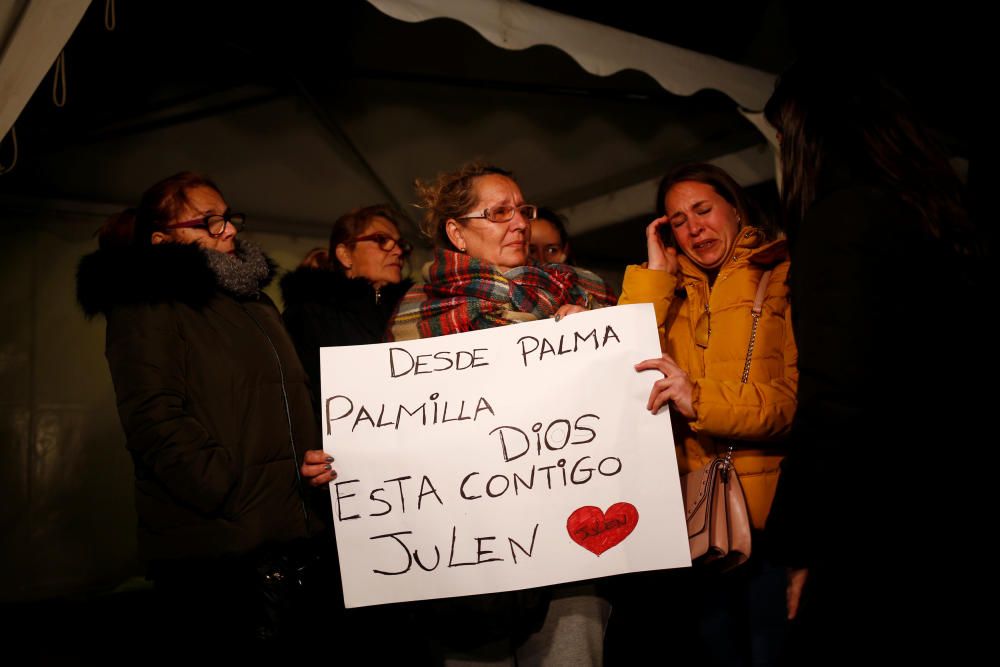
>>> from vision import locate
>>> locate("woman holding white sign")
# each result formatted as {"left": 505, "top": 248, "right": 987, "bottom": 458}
{"left": 386, "top": 161, "right": 617, "bottom": 665}
{"left": 619, "top": 162, "right": 797, "bottom": 666}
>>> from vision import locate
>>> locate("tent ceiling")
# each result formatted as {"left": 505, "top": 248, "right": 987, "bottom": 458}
{"left": 0, "top": 0, "right": 982, "bottom": 250}
{"left": 0, "top": 0, "right": 771, "bottom": 239}
{"left": 368, "top": 0, "right": 778, "bottom": 110}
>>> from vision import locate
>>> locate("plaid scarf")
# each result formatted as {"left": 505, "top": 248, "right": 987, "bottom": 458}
{"left": 388, "top": 249, "right": 616, "bottom": 341}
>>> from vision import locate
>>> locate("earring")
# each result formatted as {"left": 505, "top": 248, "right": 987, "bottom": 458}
{"left": 459, "top": 246, "right": 467, "bottom": 253}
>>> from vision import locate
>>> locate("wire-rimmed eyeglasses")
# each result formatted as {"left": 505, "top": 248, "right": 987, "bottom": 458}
{"left": 457, "top": 204, "right": 538, "bottom": 224}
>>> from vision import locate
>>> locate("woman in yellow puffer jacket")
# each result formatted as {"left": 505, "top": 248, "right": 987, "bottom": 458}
{"left": 613, "top": 162, "right": 796, "bottom": 667}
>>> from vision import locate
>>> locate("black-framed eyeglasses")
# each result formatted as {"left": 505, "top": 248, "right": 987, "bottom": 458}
{"left": 353, "top": 232, "right": 413, "bottom": 257}
{"left": 457, "top": 204, "right": 538, "bottom": 224}
{"left": 167, "top": 209, "right": 246, "bottom": 237}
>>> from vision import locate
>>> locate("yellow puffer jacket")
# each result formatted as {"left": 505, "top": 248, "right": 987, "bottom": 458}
{"left": 619, "top": 228, "right": 797, "bottom": 529}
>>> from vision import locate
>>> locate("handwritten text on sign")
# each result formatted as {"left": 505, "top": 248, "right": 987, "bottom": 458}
{"left": 320, "top": 304, "right": 691, "bottom": 608}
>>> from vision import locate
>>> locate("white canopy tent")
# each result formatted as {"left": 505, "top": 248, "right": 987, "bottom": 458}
{"left": 367, "top": 0, "right": 779, "bottom": 230}
{"left": 0, "top": 0, "right": 782, "bottom": 604}
{"left": 0, "top": 0, "right": 778, "bottom": 238}
{"left": 0, "top": 0, "right": 91, "bottom": 147}
{"left": 0, "top": 1, "right": 982, "bottom": 648}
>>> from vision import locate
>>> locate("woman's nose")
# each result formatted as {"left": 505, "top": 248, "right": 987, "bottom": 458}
{"left": 510, "top": 211, "right": 529, "bottom": 230}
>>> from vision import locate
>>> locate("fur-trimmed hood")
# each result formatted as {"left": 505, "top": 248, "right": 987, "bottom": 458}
{"left": 279, "top": 266, "right": 412, "bottom": 310}
{"left": 76, "top": 240, "right": 276, "bottom": 317}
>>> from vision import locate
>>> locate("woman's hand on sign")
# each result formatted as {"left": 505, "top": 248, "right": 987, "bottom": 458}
{"left": 553, "top": 304, "right": 587, "bottom": 321}
{"left": 634, "top": 352, "right": 696, "bottom": 419}
{"left": 301, "top": 449, "right": 337, "bottom": 487}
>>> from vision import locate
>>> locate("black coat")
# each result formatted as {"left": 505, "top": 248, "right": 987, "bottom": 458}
{"left": 767, "top": 174, "right": 973, "bottom": 563}
{"left": 77, "top": 243, "right": 323, "bottom": 565}
{"left": 279, "top": 267, "right": 412, "bottom": 398}
{"left": 765, "top": 168, "right": 984, "bottom": 661}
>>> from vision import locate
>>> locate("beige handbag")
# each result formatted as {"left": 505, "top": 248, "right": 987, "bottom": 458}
{"left": 681, "top": 269, "right": 772, "bottom": 571}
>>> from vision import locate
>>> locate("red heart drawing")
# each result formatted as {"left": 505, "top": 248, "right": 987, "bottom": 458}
{"left": 566, "top": 503, "right": 639, "bottom": 556}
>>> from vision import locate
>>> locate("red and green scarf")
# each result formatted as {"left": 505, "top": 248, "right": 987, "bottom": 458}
{"left": 388, "top": 249, "right": 616, "bottom": 341}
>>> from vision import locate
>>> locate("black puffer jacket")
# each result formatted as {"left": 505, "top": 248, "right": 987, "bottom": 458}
{"left": 279, "top": 267, "right": 412, "bottom": 397}
{"left": 77, "top": 243, "right": 323, "bottom": 565}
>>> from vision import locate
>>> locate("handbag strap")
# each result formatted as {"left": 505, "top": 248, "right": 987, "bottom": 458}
{"left": 724, "top": 269, "right": 774, "bottom": 468}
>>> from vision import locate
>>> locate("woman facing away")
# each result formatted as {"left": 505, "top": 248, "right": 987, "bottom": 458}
{"left": 762, "top": 58, "right": 984, "bottom": 663}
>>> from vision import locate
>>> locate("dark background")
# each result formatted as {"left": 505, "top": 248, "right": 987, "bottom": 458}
{"left": 0, "top": 1, "right": 986, "bottom": 661}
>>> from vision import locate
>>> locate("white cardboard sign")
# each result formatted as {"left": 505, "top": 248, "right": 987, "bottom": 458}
{"left": 320, "top": 303, "right": 691, "bottom": 608}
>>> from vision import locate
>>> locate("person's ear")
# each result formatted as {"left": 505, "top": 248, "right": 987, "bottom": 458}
{"left": 445, "top": 219, "right": 467, "bottom": 252}
{"left": 334, "top": 244, "right": 353, "bottom": 272}
{"left": 151, "top": 231, "right": 168, "bottom": 245}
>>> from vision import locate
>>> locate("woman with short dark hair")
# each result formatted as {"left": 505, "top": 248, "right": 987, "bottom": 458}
{"left": 281, "top": 203, "right": 414, "bottom": 422}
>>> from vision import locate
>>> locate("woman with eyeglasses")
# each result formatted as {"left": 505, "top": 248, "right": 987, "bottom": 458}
{"left": 379, "top": 161, "right": 615, "bottom": 665}
{"left": 76, "top": 171, "right": 326, "bottom": 652}
{"left": 280, "top": 204, "right": 420, "bottom": 662}
{"left": 281, "top": 204, "right": 414, "bottom": 420}
{"left": 613, "top": 162, "right": 797, "bottom": 666}
{"left": 389, "top": 163, "right": 614, "bottom": 341}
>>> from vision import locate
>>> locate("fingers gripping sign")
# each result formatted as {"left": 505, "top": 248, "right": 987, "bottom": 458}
{"left": 553, "top": 304, "right": 587, "bottom": 322}
{"left": 302, "top": 448, "right": 338, "bottom": 487}
{"left": 634, "top": 352, "right": 696, "bottom": 420}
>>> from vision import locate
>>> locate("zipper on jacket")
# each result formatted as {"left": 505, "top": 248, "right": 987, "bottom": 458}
{"left": 695, "top": 300, "right": 711, "bottom": 348}
{"left": 697, "top": 253, "right": 742, "bottom": 347}
{"left": 241, "top": 303, "right": 310, "bottom": 530}
{"left": 691, "top": 277, "right": 713, "bottom": 348}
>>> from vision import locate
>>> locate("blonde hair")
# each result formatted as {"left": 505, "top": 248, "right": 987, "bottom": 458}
{"left": 414, "top": 161, "right": 514, "bottom": 250}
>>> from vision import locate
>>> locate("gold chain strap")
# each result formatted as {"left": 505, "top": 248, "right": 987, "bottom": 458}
{"left": 723, "top": 269, "right": 774, "bottom": 471}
